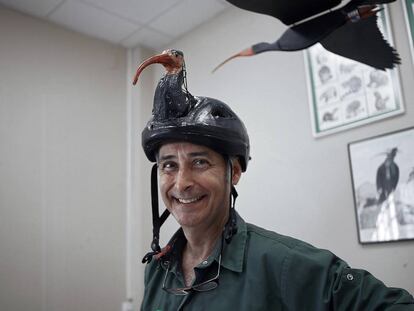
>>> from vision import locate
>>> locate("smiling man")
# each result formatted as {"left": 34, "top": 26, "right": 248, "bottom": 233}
{"left": 157, "top": 142, "right": 241, "bottom": 288}
{"left": 136, "top": 50, "right": 414, "bottom": 311}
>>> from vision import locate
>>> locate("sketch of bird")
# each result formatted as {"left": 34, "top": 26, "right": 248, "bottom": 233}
{"left": 213, "top": 0, "right": 400, "bottom": 72}
{"left": 374, "top": 91, "right": 389, "bottom": 111}
{"left": 133, "top": 49, "right": 195, "bottom": 121}
{"left": 367, "top": 69, "right": 389, "bottom": 88}
{"left": 376, "top": 147, "right": 399, "bottom": 205}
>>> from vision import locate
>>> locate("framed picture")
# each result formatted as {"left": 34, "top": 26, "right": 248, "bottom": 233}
{"left": 403, "top": 0, "right": 414, "bottom": 64}
{"left": 348, "top": 127, "right": 414, "bottom": 244}
{"left": 304, "top": 6, "right": 404, "bottom": 137}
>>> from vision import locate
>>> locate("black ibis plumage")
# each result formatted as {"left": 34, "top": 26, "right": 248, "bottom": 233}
{"left": 133, "top": 49, "right": 195, "bottom": 121}
{"left": 213, "top": 0, "right": 400, "bottom": 72}
{"left": 376, "top": 147, "right": 399, "bottom": 205}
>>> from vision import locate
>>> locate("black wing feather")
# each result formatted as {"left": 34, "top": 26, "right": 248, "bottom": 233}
{"left": 252, "top": 10, "right": 345, "bottom": 52}
{"left": 226, "top": 0, "right": 342, "bottom": 25}
{"left": 320, "top": 15, "right": 400, "bottom": 69}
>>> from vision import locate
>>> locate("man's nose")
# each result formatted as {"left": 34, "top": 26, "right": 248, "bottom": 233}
{"left": 174, "top": 166, "right": 194, "bottom": 192}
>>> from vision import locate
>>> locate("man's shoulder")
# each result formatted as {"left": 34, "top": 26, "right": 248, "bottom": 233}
{"left": 243, "top": 222, "right": 347, "bottom": 275}
{"left": 245, "top": 222, "right": 307, "bottom": 252}
{"left": 245, "top": 222, "right": 334, "bottom": 257}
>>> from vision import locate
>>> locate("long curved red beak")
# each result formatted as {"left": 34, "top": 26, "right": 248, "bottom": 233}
{"left": 212, "top": 47, "right": 255, "bottom": 73}
{"left": 132, "top": 53, "right": 176, "bottom": 85}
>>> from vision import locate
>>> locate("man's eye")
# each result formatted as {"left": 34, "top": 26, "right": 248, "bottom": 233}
{"left": 194, "top": 159, "right": 209, "bottom": 167}
{"left": 161, "top": 162, "right": 177, "bottom": 171}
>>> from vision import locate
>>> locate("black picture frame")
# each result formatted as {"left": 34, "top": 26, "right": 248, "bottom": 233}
{"left": 348, "top": 127, "right": 414, "bottom": 244}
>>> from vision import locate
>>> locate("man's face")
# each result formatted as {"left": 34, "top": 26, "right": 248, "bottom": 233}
{"left": 157, "top": 142, "right": 241, "bottom": 230}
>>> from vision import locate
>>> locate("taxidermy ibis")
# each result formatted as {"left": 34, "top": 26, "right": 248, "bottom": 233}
{"left": 133, "top": 49, "right": 195, "bottom": 121}
{"left": 376, "top": 147, "right": 399, "bottom": 205}
{"left": 213, "top": 0, "right": 401, "bottom": 71}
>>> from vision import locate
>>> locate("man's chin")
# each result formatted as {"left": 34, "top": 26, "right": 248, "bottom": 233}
{"left": 173, "top": 213, "right": 204, "bottom": 229}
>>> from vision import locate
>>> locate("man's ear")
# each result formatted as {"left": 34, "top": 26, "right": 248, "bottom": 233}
{"left": 232, "top": 158, "right": 242, "bottom": 185}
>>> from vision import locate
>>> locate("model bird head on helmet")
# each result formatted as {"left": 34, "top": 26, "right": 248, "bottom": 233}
{"left": 133, "top": 49, "right": 250, "bottom": 263}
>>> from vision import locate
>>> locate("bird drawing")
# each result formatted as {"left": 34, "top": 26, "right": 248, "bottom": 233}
{"left": 133, "top": 49, "right": 195, "bottom": 121}
{"left": 213, "top": 0, "right": 400, "bottom": 72}
{"left": 376, "top": 147, "right": 399, "bottom": 205}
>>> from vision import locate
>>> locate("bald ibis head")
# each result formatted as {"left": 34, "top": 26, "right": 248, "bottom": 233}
{"left": 133, "top": 49, "right": 184, "bottom": 85}
{"left": 387, "top": 147, "right": 398, "bottom": 159}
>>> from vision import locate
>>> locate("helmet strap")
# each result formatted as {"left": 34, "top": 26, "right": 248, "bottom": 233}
{"left": 225, "top": 158, "right": 238, "bottom": 244}
{"left": 142, "top": 164, "right": 170, "bottom": 264}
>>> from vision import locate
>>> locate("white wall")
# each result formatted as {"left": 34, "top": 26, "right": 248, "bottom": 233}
{"left": 0, "top": 6, "right": 127, "bottom": 311}
{"left": 133, "top": 3, "right": 414, "bottom": 299}
{"left": 127, "top": 46, "right": 156, "bottom": 310}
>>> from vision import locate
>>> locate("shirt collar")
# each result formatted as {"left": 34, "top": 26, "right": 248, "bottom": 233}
{"left": 159, "top": 212, "right": 247, "bottom": 274}
{"left": 221, "top": 211, "right": 247, "bottom": 273}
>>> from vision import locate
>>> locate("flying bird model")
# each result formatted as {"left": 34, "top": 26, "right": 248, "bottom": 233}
{"left": 213, "top": 0, "right": 400, "bottom": 71}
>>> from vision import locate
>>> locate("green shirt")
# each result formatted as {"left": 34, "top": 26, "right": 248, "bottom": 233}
{"left": 141, "top": 214, "right": 414, "bottom": 311}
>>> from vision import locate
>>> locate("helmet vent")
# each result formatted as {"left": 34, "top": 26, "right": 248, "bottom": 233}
{"left": 211, "top": 107, "right": 233, "bottom": 119}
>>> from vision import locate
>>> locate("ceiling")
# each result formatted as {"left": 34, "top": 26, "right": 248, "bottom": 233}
{"left": 0, "top": 0, "right": 231, "bottom": 50}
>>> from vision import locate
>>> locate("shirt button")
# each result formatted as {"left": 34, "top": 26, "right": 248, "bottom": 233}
{"left": 346, "top": 273, "right": 354, "bottom": 281}
{"left": 202, "top": 260, "right": 208, "bottom": 265}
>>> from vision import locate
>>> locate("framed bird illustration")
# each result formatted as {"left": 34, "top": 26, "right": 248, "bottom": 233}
{"left": 348, "top": 126, "right": 414, "bottom": 244}
{"left": 403, "top": 0, "right": 414, "bottom": 65}
{"left": 305, "top": 5, "right": 404, "bottom": 137}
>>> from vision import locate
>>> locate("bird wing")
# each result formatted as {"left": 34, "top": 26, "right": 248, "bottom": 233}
{"left": 392, "top": 164, "right": 400, "bottom": 190}
{"left": 252, "top": 10, "right": 345, "bottom": 53}
{"left": 225, "top": 0, "right": 342, "bottom": 25}
{"left": 376, "top": 164, "right": 385, "bottom": 191}
{"left": 320, "top": 15, "right": 400, "bottom": 70}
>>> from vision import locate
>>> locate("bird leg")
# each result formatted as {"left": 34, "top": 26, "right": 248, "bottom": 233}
{"left": 346, "top": 5, "right": 382, "bottom": 23}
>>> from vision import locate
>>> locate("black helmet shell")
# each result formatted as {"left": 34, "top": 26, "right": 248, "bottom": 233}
{"left": 142, "top": 96, "right": 250, "bottom": 171}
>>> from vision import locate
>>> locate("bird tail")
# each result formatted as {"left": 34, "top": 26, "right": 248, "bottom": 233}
{"left": 212, "top": 47, "right": 255, "bottom": 73}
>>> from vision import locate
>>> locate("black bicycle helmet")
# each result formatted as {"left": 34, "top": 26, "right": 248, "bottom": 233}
{"left": 142, "top": 95, "right": 250, "bottom": 172}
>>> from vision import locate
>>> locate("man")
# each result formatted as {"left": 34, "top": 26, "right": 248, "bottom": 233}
{"left": 135, "top": 50, "right": 414, "bottom": 310}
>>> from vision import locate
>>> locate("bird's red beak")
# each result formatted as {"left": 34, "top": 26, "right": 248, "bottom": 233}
{"left": 133, "top": 52, "right": 177, "bottom": 85}
{"left": 212, "top": 47, "right": 255, "bottom": 73}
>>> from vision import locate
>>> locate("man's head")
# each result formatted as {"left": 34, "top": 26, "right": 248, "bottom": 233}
{"left": 157, "top": 142, "right": 242, "bottom": 231}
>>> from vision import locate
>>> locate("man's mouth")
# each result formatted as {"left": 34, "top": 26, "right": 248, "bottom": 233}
{"left": 174, "top": 196, "right": 205, "bottom": 204}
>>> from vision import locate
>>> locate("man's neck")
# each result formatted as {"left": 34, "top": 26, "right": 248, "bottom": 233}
{"left": 180, "top": 223, "right": 224, "bottom": 287}
{"left": 183, "top": 228, "right": 222, "bottom": 261}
